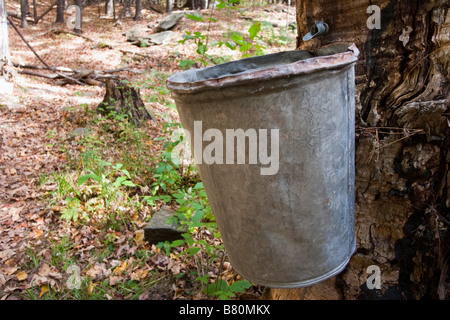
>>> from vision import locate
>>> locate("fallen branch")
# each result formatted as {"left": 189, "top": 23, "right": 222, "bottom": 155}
{"left": 12, "top": 62, "right": 77, "bottom": 73}
{"left": 34, "top": 0, "right": 58, "bottom": 24}
{"left": 17, "top": 70, "right": 59, "bottom": 79}
{"left": 7, "top": 17, "right": 86, "bottom": 86}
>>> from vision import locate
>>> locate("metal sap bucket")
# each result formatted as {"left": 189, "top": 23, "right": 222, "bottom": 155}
{"left": 166, "top": 43, "right": 359, "bottom": 288}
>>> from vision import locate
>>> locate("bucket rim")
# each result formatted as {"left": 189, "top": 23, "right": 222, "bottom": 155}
{"left": 166, "top": 43, "right": 359, "bottom": 95}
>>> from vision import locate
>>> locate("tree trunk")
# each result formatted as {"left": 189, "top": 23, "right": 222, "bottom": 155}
{"left": 265, "top": 0, "right": 449, "bottom": 300}
{"left": 105, "top": 0, "right": 114, "bottom": 16}
{"left": 74, "top": 0, "right": 83, "bottom": 34}
{"left": 32, "top": 0, "right": 37, "bottom": 22}
{"left": 20, "top": 0, "right": 29, "bottom": 28}
{"left": 166, "top": 0, "right": 173, "bottom": 14}
{"left": 97, "top": 80, "right": 154, "bottom": 126}
{"left": 0, "top": 0, "right": 9, "bottom": 75}
{"left": 134, "top": 0, "right": 142, "bottom": 21}
{"left": 55, "top": 0, "right": 65, "bottom": 23}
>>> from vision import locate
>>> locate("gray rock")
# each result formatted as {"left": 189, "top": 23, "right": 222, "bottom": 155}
{"left": 144, "top": 206, "right": 186, "bottom": 244}
{"left": 124, "top": 26, "right": 149, "bottom": 42}
{"left": 124, "top": 26, "right": 173, "bottom": 46}
{"left": 156, "top": 11, "right": 186, "bottom": 32}
{"left": 146, "top": 31, "right": 173, "bottom": 45}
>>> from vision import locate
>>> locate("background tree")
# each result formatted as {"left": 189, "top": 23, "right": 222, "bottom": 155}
{"left": 56, "top": 0, "right": 65, "bottom": 23}
{"left": 20, "top": 0, "right": 30, "bottom": 28}
{"left": 134, "top": 0, "right": 141, "bottom": 21}
{"left": 0, "top": 0, "right": 9, "bottom": 74}
{"left": 105, "top": 0, "right": 114, "bottom": 16}
{"left": 265, "top": 0, "right": 449, "bottom": 300}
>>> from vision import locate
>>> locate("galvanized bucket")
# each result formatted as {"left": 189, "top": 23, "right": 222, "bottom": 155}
{"left": 166, "top": 43, "right": 359, "bottom": 288}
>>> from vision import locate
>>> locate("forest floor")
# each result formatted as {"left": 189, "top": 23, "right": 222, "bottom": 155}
{"left": 0, "top": 2, "right": 296, "bottom": 300}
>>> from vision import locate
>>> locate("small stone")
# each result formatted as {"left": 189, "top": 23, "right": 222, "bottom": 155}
{"left": 156, "top": 12, "right": 186, "bottom": 32}
{"left": 144, "top": 206, "right": 186, "bottom": 244}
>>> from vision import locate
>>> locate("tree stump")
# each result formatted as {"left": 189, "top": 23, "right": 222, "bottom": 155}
{"left": 97, "top": 79, "right": 154, "bottom": 126}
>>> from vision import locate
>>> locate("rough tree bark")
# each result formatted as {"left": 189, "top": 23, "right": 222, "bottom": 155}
{"left": 265, "top": 0, "right": 449, "bottom": 300}
{"left": 97, "top": 80, "right": 154, "bottom": 126}
{"left": 0, "top": 0, "right": 10, "bottom": 78}
{"left": 55, "top": 0, "right": 65, "bottom": 23}
{"left": 134, "top": 0, "right": 142, "bottom": 21}
{"left": 166, "top": 0, "right": 173, "bottom": 14}
{"left": 20, "top": 0, "right": 29, "bottom": 28}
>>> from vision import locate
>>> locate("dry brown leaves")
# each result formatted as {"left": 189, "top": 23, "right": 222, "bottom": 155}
{"left": 0, "top": 2, "right": 292, "bottom": 300}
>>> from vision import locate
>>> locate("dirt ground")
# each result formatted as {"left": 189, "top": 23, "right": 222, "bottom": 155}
{"left": 0, "top": 1, "right": 296, "bottom": 300}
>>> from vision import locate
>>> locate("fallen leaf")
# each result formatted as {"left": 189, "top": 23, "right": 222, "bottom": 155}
{"left": 113, "top": 260, "right": 128, "bottom": 275}
{"left": 168, "top": 260, "right": 185, "bottom": 275}
{"left": 39, "top": 285, "right": 49, "bottom": 298}
{"left": 4, "top": 266, "right": 18, "bottom": 275}
{"left": 134, "top": 230, "right": 145, "bottom": 246}
{"left": 0, "top": 272, "right": 6, "bottom": 286}
{"left": 88, "top": 283, "right": 96, "bottom": 294}
{"left": 5, "top": 259, "right": 16, "bottom": 267}
{"left": 16, "top": 271, "right": 28, "bottom": 281}
{"left": 108, "top": 275, "right": 122, "bottom": 286}
{"left": 38, "top": 263, "right": 51, "bottom": 277}
{"left": 130, "top": 268, "right": 148, "bottom": 281}
{"left": 85, "top": 263, "right": 105, "bottom": 279}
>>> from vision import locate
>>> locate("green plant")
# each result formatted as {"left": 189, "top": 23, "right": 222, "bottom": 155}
{"left": 204, "top": 279, "right": 252, "bottom": 300}
{"left": 50, "top": 236, "right": 74, "bottom": 268}
{"left": 25, "top": 247, "right": 41, "bottom": 269}
{"left": 143, "top": 127, "right": 252, "bottom": 299}
{"left": 179, "top": 1, "right": 264, "bottom": 68}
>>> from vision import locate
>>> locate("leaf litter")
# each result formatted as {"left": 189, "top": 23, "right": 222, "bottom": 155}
{"left": 0, "top": 1, "right": 295, "bottom": 300}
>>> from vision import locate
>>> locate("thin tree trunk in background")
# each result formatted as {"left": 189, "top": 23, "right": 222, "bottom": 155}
{"left": 134, "top": 0, "right": 142, "bottom": 21}
{"left": 166, "top": 0, "right": 173, "bottom": 14}
{"left": 105, "top": 0, "right": 113, "bottom": 16}
{"left": 20, "top": 0, "right": 28, "bottom": 28}
{"left": 0, "top": 0, "right": 10, "bottom": 73}
{"left": 265, "top": 0, "right": 449, "bottom": 300}
{"left": 56, "top": 0, "right": 65, "bottom": 23}
{"left": 32, "top": 0, "right": 37, "bottom": 22}
{"left": 0, "top": 0, "right": 12, "bottom": 96}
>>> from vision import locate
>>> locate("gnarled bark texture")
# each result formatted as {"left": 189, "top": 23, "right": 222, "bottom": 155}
{"left": 265, "top": 0, "right": 449, "bottom": 300}
{"left": 97, "top": 80, "right": 154, "bottom": 126}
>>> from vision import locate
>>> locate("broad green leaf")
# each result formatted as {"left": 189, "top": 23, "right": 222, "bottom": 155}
{"left": 239, "top": 42, "right": 252, "bottom": 52}
{"left": 121, "top": 180, "right": 136, "bottom": 187}
{"left": 77, "top": 173, "right": 101, "bottom": 185}
{"left": 113, "top": 176, "right": 128, "bottom": 187}
{"left": 191, "top": 210, "right": 204, "bottom": 224}
{"left": 186, "top": 14, "right": 203, "bottom": 22}
{"left": 183, "top": 247, "right": 200, "bottom": 257}
{"left": 225, "top": 40, "right": 237, "bottom": 50}
{"left": 197, "top": 43, "right": 208, "bottom": 55}
{"left": 193, "top": 182, "right": 204, "bottom": 190}
{"left": 249, "top": 21, "right": 261, "bottom": 39}
{"left": 170, "top": 239, "right": 185, "bottom": 247}
{"left": 121, "top": 169, "right": 131, "bottom": 179}
{"left": 204, "top": 279, "right": 228, "bottom": 295}
{"left": 228, "top": 280, "right": 252, "bottom": 293}
{"left": 210, "top": 40, "right": 223, "bottom": 47}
